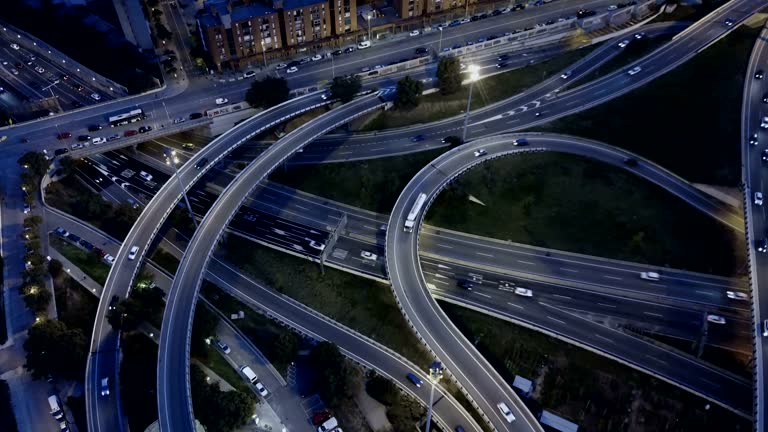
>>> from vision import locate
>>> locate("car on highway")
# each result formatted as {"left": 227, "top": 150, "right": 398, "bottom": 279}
{"left": 100, "top": 377, "right": 110, "bottom": 396}
{"left": 756, "top": 70, "right": 765, "bottom": 80}
{"left": 308, "top": 240, "right": 325, "bottom": 251}
{"left": 90, "top": 93, "right": 102, "bottom": 101}
{"left": 88, "top": 124, "right": 103, "bottom": 132}
{"left": 311, "top": 54, "right": 323, "bottom": 61}
{"left": 275, "top": 63, "right": 287, "bottom": 70}
{"left": 124, "top": 130, "right": 138, "bottom": 137}
{"left": 514, "top": 287, "right": 533, "bottom": 297}
{"left": 215, "top": 97, "right": 229, "bottom": 105}
{"left": 139, "top": 171, "right": 153, "bottom": 181}
{"left": 255, "top": 382, "right": 269, "bottom": 397}
{"left": 189, "top": 112, "right": 204, "bottom": 120}
{"left": 497, "top": 402, "right": 516, "bottom": 422}
{"left": 763, "top": 149, "right": 768, "bottom": 162}
{"left": 473, "top": 149, "right": 487, "bottom": 157}
{"left": 762, "top": 117, "right": 768, "bottom": 129}
{"left": 496, "top": 62, "right": 509, "bottom": 68}
{"left": 215, "top": 339, "right": 231, "bottom": 354}
{"left": 512, "top": 138, "right": 528, "bottom": 146}
{"left": 726, "top": 291, "right": 748, "bottom": 301}
{"left": 411, "top": 134, "right": 426, "bottom": 142}
{"left": 706, "top": 314, "right": 726, "bottom": 325}
{"left": 182, "top": 142, "right": 195, "bottom": 149}
{"left": 108, "top": 295, "right": 119, "bottom": 311}
{"left": 627, "top": 66, "right": 642, "bottom": 76}
{"left": 194, "top": 158, "right": 209, "bottom": 169}
{"left": 360, "top": 251, "right": 377, "bottom": 260}
{"left": 57, "top": 132, "right": 72, "bottom": 140}
{"left": 357, "top": 41, "right": 370, "bottom": 49}
{"left": 758, "top": 239, "right": 768, "bottom": 253}
{"left": 458, "top": 280, "right": 474, "bottom": 290}
{"left": 763, "top": 93, "right": 768, "bottom": 103}
{"left": 618, "top": 39, "right": 629, "bottom": 48}
{"left": 560, "top": 71, "right": 572, "bottom": 79}
{"left": 9, "top": 68, "right": 18, "bottom": 75}
{"left": 640, "top": 271, "right": 660, "bottom": 281}
{"left": 78, "top": 135, "right": 91, "bottom": 142}
{"left": 286, "top": 66, "right": 298, "bottom": 74}
{"left": 9, "top": 43, "right": 19, "bottom": 50}
{"left": 414, "top": 47, "right": 429, "bottom": 55}
{"left": 724, "top": 18, "right": 734, "bottom": 26}
{"left": 756, "top": 191, "right": 764, "bottom": 206}
{"left": 243, "top": 70, "right": 257, "bottom": 78}
{"left": 763, "top": 319, "right": 768, "bottom": 337}
{"left": 750, "top": 133, "right": 759, "bottom": 146}
{"left": 498, "top": 281, "right": 515, "bottom": 291}
{"left": 633, "top": 32, "right": 645, "bottom": 39}
{"left": 34, "top": 66, "right": 45, "bottom": 74}
{"left": 128, "top": 245, "right": 139, "bottom": 260}
{"left": 406, "top": 372, "right": 423, "bottom": 387}
{"left": 409, "top": 30, "right": 420, "bottom": 36}
{"left": 139, "top": 125, "right": 153, "bottom": 133}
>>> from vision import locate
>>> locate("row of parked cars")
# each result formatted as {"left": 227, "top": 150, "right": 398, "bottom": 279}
{"left": 53, "top": 227, "right": 116, "bottom": 266}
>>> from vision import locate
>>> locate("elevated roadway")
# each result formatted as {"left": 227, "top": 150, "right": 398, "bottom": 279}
{"left": 739, "top": 16, "right": 768, "bottom": 432}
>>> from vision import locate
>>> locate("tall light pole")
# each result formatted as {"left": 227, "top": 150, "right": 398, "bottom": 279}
{"left": 261, "top": 39, "right": 268, "bottom": 70}
{"left": 331, "top": 53, "right": 335, "bottom": 78}
{"left": 164, "top": 148, "right": 197, "bottom": 228}
{"left": 462, "top": 65, "right": 479, "bottom": 142}
{"left": 438, "top": 27, "right": 443, "bottom": 52}
{"left": 367, "top": 13, "right": 372, "bottom": 42}
{"left": 424, "top": 361, "right": 443, "bottom": 432}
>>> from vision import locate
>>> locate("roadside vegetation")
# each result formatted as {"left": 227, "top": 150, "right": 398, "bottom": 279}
{"left": 535, "top": 23, "right": 761, "bottom": 186}
{"left": 356, "top": 46, "right": 596, "bottom": 131}
{"left": 365, "top": 372, "right": 437, "bottom": 432}
{"left": 425, "top": 153, "right": 745, "bottom": 276}
{"left": 442, "top": 302, "right": 750, "bottom": 431}
{"left": 0, "top": 380, "right": 18, "bottom": 432}
{"left": 121, "top": 334, "right": 159, "bottom": 432}
{"left": 50, "top": 236, "right": 111, "bottom": 285}
{"left": 220, "top": 236, "right": 433, "bottom": 368}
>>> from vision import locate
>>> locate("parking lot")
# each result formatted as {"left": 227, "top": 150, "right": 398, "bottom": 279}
{"left": 0, "top": 36, "right": 114, "bottom": 114}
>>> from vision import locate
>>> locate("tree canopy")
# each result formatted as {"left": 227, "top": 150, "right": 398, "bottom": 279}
{"left": 308, "top": 342, "right": 351, "bottom": 407}
{"left": 191, "top": 364, "right": 255, "bottom": 432}
{"left": 330, "top": 75, "right": 362, "bottom": 103}
{"left": 107, "top": 286, "right": 165, "bottom": 332}
{"left": 245, "top": 76, "right": 290, "bottom": 109}
{"left": 436, "top": 57, "right": 462, "bottom": 95}
{"left": 394, "top": 76, "right": 424, "bottom": 109}
{"left": 24, "top": 320, "right": 86, "bottom": 381}
{"left": 18, "top": 151, "right": 50, "bottom": 180}
{"left": 366, "top": 373, "right": 399, "bottom": 406}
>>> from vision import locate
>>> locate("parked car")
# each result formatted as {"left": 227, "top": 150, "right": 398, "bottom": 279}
{"left": 88, "top": 124, "right": 103, "bottom": 132}
{"left": 138, "top": 125, "right": 153, "bottom": 133}
{"left": 57, "top": 132, "right": 72, "bottom": 140}
{"left": 215, "top": 339, "right": 231, "bottom": 354}
{"left": 706, "top": 314, "right": 726, "bottom": 325}
{"left": 286, "top": 66, "right": 298, "bottom": 74}
{"left": 215, "top": 97, "right": 229, "bottom": 105}
{"left": 124, "top": 130, "right": 138, "bottom": 137}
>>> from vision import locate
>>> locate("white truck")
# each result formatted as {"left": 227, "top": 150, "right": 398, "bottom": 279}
{"left": 403, "top": 193, "right": 427, "bottom": 232}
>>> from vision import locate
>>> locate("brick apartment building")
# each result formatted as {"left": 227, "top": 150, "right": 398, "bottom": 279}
{"left": 392, "top": 0, "right": 475, "bottom": 19}
{"left": 275, "top": 0, "right": 332, "bottom": 47}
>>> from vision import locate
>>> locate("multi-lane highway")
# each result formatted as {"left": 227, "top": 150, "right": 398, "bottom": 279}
{"left": 84, "top": 92, "right": 331, "bottom": 432}
{"left": 740, "top": 17, "right": 768, "bottom": 432}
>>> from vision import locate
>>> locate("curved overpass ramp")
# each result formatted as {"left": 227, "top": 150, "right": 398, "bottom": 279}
{"left": 85, "top": 92, "right": 330, "bottom": 432}
{"left": 386, "top": 133, "right": 753, "bottom": 427}
{"left": 157, "top": 94, "right": 388, "bottom": 431}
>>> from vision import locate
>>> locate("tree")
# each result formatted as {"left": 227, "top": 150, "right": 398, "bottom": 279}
{"left": 366, "top": 373, "right": 400, "bottom": 406}
{"left": 107, "top": 287, "right": 165, "bottom": 332}
{"left": 22, "top": 284, "right": 51, "bottom": 313}
{"left": 191, "top": 304, "right": 218, "bottom": 358}
{"left": 191, "top": 364, "right": 255, "bottom": 432}
{"left": 23, "top": 215, "right": 43, "bottom": 228}
{"left": 394, "top": 76, "right": 424, "bottom": 109}
{"left": 18, "top": 151, "right": 49, "bottom": 179}
{"left": 57, "top": 156, "right": 75, "bottom": 178}
{"left": 436, "top": 57, "right": 462, "bottom": 95}
{"left": 155, "top": 23, "right": 173, "bottom": 41}
{"left": 273, "top": 332, "right": 299, "bottom": 365}
{"left": 245, "top": 76, "right": 290, "bottom": 109}
{"left": 48, "top": 259, "right": 63, "bottom": 278}
{"left": 330, "top": 75, "right": 362, "bottom": 103}
{"left": 24, "top": 320, "right": 86, "bottom": 381}
{"left": 308, "top": 342, "right": 350, "bottom": 407}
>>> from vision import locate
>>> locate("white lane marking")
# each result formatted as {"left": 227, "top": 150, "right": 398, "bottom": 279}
{"left": 547, "top": 316, "right": 566, "bottom": 325}
{"left": 476, "top": 252, "right": 494, "bottom": 257}
{"left": 695, "top": 290, "right": 714, "bottom": 296}
{"left": 517, "top": 260, "right": 535, "bottom": 265}
{"left": 474, "top": 292, "right": 492, "bottom": 298}
{"left": 552, "top": 294, "right": 571, "bottom": 299}
{"left": 437, "top": 243, "right": 453, "bottom": 248}
{"left": 597, "top": 303, "right": 616, "bottom": 308}
{"left": 603, "top": 275, "right": 623, "bottom": 280}
{"left": 560, "top": 267, "right": 579, "bottom": 272}
{"left": 594, "top": 333, "right": 614, "bottom": 343}
{"left": 294, "top": 205, "right": 308, "bottom": 210}
{"left": 506, "top": 302, "right": 524, "bottom": 309}
{"left": 649, "top": 283, "right": 667, "bottom": 288}
{"left": 645, "top": 355, "right": 668, "bottom": 365}
{"left": 643, "top": 312, "right": 664, "bottom": 317}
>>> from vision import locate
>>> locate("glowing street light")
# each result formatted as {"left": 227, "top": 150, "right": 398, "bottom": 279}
{"left": 424, "top": 361, "right": 443, "bottom": 432}
{"left": 164, "top": 147, "right": 197, "bottom": 228}
{"left": 462, "top": 65, "right": 480, "bottom": 142}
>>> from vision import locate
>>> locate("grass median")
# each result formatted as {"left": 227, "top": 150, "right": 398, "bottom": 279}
{"left": 50, "top": 236, "right": 111, "bottom": 285}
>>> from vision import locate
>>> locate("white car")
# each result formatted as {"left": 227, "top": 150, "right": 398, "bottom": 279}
{"left": 409, "top": 30, "right": 420, "bottom": 36}
{"left": 139, "top": 171, "right": 153, "bottom": 181}
{"left": 286, "top": 66, "right": 298, "bottom": 74}
{"left": 726, "top": 291, "right": 748, "bottom": 301}
{"left": 763, "top": 319, "right": 768, "bottom": 337}
{"left": 706, "top": 314, "right": 726, "bottom": 325}
{"left": 311, "top": 54, "right": 322, "bottom": 61}
{"left": 756, "top": 191, "right": 764, "bottom": 206}
{"left": 255, "top": 382, "right": 269, "bottom": 397}
{"left": 92, "top": 137, "right": 106, "bottom": 145}
{"left": 640, "top": 271, "right": 660, "bottom": 281}
{"left": 361, "top": 251, "right": 378, "bottom": 261}
{"left": 497, "top": 402, "right": 516, "bottom": 423}
{"left": 23, "top": 204, "right": 31, "bottom": 214}
{"left": 473, "top": 149, "right": 487, "bottom": 157}
{"left": 215, "top": 97, "right": 229, "bottom": 105}
{"left": 104, "top": 254, "right": 115, "bottom": 265}
{"left": 128, "top": 245, "right": 139, "bottom": 260}
{"left": 215, "top": 339, "right": 231, "bottom": 354}
{"left": 101, "top": 377, "right": 110, "bottom": 396}
{"left": 90, "top": 93, "right": 101, "bottom": 101}
{"left": 608, "top": 5, "right": 618, "bottom": 10}
{"left": 618, "top": 39, "right": 629, "bottom": 48}
{"left": 275, "top": 63, "right": 287, "bottom": 70}
{"left": 243, "top": 70, "right": 257, "bottom": 78}
{"left": 308, "top": 240, "right": 326, "bottom": 251}
{"left": 560, "top": 71, "right": 572, "bottom": 79}
{"left": 762, "top": 116, "right": 768, "bottom": 129}
{"left": 10, "top": 43, "right": 19, "bottom": 50}
{"left": 34, "top": 66, "right": 45, "bottom": 74}
{"left": 627, "top": 66, "right": 642, "bottom": 76}
{"left": 70, "top": 143, "right": 84, "bottom": 150}
{"left": 514, "top": 287, "right": 533, "bottom": 297}
{"left": 634, "top": 32, "right": 645, "bottom": 39}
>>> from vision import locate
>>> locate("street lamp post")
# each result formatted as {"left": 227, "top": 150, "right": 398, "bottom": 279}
{"left": 462, "top": 65, "right": 479, "bottom": 142}
{"left": 261, "top": 40, "right": 268, "bottom": 70}
{"left": 438, "top": 27, "right": 443, "bottom": 52}
{"left": 164, "top": 148, "right": 197, "bottom": 228}
{"left": 424, "top": 361, "right": 443, "bottom": 432}
{"left": 367, "top": 13, "right": 372, "bottom": 42}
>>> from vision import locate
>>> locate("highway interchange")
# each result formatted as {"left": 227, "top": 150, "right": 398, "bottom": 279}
{"left": 1, "top": 0, "right": 766, "bottom": 431}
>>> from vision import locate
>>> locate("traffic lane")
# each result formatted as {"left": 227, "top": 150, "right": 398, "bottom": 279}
{"left": 204, "top": 258, "right": 483, "bottom": 432}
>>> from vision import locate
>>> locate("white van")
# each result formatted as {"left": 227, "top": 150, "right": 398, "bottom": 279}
{"left": 317, "top": 417, "right": 338, "bottom": 432}
{"left": 357, "top": 40, "right": 371, "bottom": 49}
{"left": 240, "top": 365, "right": 258, "bottom": 384}
{"left": 48, "top": 395, "right": 64, "bottom": 419}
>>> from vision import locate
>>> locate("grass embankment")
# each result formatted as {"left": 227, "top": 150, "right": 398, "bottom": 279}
{"left": 220, "top": 236, "right": 433, "bottom": 369}
{"left": 425, "top": 153, "right": 745, "bottom": 276}
{"left": 150, "top": 249, "right": 180, "bottom": 274}
{"left": 121, "top": 334, "right": 159, "bottom": 432}
{"left": 50, "top": 236, "right": 111, "bottom": 285}
{"left": 357, "top": 46, "right": 598, "bottom": 131}
{"left": 442, "top": 302, "right": 750, "bottom": 431}
{"left": 536, "top": 23, "right": 761, "bottom": 187}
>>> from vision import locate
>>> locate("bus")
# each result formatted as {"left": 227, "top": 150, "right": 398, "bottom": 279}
{"left": 108, "top": 108, "right": 146, "bottom": 127}
{"left": 404, "top": 192, "right": 427, "bottom": 232}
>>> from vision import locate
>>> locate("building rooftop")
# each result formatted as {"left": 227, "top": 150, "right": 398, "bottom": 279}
{"left": 283, "top": 0, "right": 327, "bottom": 11}
{"left": 198, "top": 13, "right": 222, "bottom": 29}
{"left": 231, "top": 4, "right": 276, "bottom": 21}
{"left": 540, "top": 411, "right": 579, "bottom": 432}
